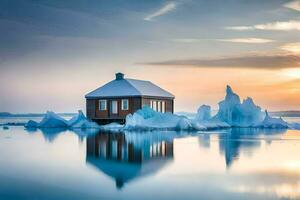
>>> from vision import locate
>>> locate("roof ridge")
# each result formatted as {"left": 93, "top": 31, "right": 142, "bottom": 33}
{"left": 125, "top": 78, "right": 150, "bottom": 82}
{"left": 126, "top": 78, "right": 174, "bottom": 97}
{"left": 124, "top": 79, "right": 143, "bottom": 95}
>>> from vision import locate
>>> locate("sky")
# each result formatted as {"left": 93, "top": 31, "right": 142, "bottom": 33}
{"left": 0, "top": 0, "right": 300, "bottom": 113}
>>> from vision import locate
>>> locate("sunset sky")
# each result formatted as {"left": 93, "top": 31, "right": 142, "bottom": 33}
{"left": 0, "top": 0, "right": 300, "bottom": 113}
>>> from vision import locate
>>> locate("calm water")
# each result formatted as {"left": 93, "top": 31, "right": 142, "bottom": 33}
{"left": 1, "top": 125, "right": 300, "bottom": 200}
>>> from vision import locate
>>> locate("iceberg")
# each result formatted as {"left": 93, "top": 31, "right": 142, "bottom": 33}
{"left": 213, "top": 85, "right": 263, "bottom": 127}
{"left": 255, "top": 110, "right": 288, "bottom": 128}
{"left": 68, "top": 110, "right": 100, "bottom": 129}
{"left": 195, "top": 120, "right": 230, "bottom": 129}
{"left": 289, "top": 123, "right": 300, "bottom": 130}
{"left": 38, "top": 111, "right": 69, "bottom": 128}
{"left": 24, "top": 110, "right": 100, "bottom": 130}
{"left": 193, "top": 104, "right": 230, "bottom": 129}
{"left": 195, "top": 105, "right": 211, "bottom": 121}
{"left": 25, "top": 120, "right": 39, "bottom": 128}
{"left": 101, "top": 123, "right": 124, "bottom": 132}
{"left": 124, "top": 106, "right": 205, "bottom": 131}
{"left": 192, "top": 105, "right": 231, "bottom": 130}
{"left": 68, "top": 110, "right": 86, "bottom": 127}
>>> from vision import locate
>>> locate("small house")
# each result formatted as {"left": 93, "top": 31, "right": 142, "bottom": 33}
{"left": 85, "top": 73, "right": 175, "bottom": 124}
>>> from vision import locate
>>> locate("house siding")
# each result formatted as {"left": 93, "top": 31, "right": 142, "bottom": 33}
{"left": 86, "top": 99, "right": 96, "bottom": 119}
{"left": 141, "top": 97, "right": 174, "bottom": 113}
{"left": 86, "top": 96, "right": 174, "bottom": 124}
{"left": 91, "top": 97, "right": 142, "bottom": 119}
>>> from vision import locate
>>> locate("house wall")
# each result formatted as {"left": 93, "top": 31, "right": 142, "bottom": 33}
{"left": 86, "top": 99, "right": 96, "bottom": 119}
{"left": 141, "top": 97, "right": 174, "bottom": 113}
{"left": 86, "top": 96, "right": 174, "bottom": 124}
{"left": 87, "top": 97, "right": 142, "bottom": 120}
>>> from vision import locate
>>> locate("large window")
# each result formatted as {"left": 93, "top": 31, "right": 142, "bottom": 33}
{"left": 152, "top": 101, "right": 157, "bottom": 111}
{"left": 162, "top": 101, "right": 165, "bottom": 113}
{"left": 121, "top": 99, "right": 129, "bottom": 110}
{"left": 157, "top": 101, "right": 161, "bottom": 112}
{"left": 99, "top": 100, "right": 107, "bottom": 111}
{"left": 150, "top": 100, "right": 165, "bottom": 113}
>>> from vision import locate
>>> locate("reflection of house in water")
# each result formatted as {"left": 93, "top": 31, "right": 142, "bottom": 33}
{"left": 86, "top": 132, "right": 174, "bottom": 189}
{"left": 218, "top": 128, "right": 287, "bottom": 168}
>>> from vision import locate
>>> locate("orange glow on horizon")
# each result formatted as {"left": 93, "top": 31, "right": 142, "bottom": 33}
{"left": 133, "top": 66, "right": 300, "bottom": 112}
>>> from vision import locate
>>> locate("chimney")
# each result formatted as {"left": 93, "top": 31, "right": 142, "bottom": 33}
{"left": 115, "top": 72, "right": 124, "bottom": 80}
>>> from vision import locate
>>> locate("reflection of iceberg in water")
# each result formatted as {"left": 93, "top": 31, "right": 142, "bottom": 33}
{"left": 25, "top": 126, "right": 66, "bottom": 143}
{"left": 71, "top": 128, "right": 100, "bottom": 143}
{"left": 39, "top": 128, "right": 67, "bottom": 143}
{"left": 86, "top": 131, "right": 174, "bottom": 189}
{"left": 198, "top": 133, "right": 211, "bottom": 148}
{"left": 217, "top": 128, "right": 287, "bottom": 168}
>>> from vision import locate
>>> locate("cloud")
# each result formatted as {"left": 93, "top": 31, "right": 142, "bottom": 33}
{"left": 226, "top": 20, "right": 300, "bottom": 31}
{"left": 170, "top": 38, "right": 274, "bottom": 44}
{"left": 280, "top": 42, "right": 300, "bottom": 54}
{"left": 142, "top": 54, "right": 300, "bottom": 69}
{"left": 225, "top": 26, "right": 254, "bottom": 31}
{"left": 284, "top": 0, "right": 300, "bottom": 11}
{"left": 144, "top": 2, "right": 177, "bottom": 21}
{"left": 217, "top": 38, "right": 274, "bottom": 44}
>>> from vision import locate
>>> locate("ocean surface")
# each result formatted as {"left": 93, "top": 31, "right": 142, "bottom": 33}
{"left": 0, "top": 116, "right": 300, "bottom": 200}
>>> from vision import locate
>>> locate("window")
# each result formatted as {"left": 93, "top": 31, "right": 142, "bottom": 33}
{"left": 157, "top": 101, "right": 161, "bottom": 112}
{"left": 99, "top": 100, "right": 107, "bottom": 111}
{"left": 121, "top": 99, "right": 129, "bottom": 110}
{"left": 150, "top": 100, "right": 165, "bottom": 113}
{"left": 153, "top": 101, "right": 157, "bottom": 111}
{"left": 111, "top": 101, "right": 118, "bottom": 114}
{"left": 162, "top": 101, "right": 165, "bottom": 113}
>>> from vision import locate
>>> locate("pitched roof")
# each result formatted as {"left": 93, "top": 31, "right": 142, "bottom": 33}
{"left": 85, "top": 78, "right": 175, "bottom": 98}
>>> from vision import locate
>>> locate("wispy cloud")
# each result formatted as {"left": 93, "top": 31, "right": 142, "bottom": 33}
{"left": 226, "top": 20, "right": 300, "bottom": 31}
{"left": 284, "top": 0, "right": 300, "bottom": 11}
{"left": 280, "top": 42, "right": 300, "bottom": 54}
{"left": 217, "top": 38, "right": 274, "bottom": 44}
{"left": 144, "top": 2, "right": 177, "bottom": 21}
{"left": 142, "top": 54, "right": 300, "bottom": 69}
{"left": 170, "top": 37, "right": 274, "bottom": 44}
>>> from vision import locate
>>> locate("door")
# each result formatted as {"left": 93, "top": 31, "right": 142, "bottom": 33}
{"left": 111, "top": 100, "right": 118, "bottom": 115}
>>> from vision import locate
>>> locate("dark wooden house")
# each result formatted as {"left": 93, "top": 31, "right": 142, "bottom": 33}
{"left": 85, "top": 73, "right": 175, "bottom": 124}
